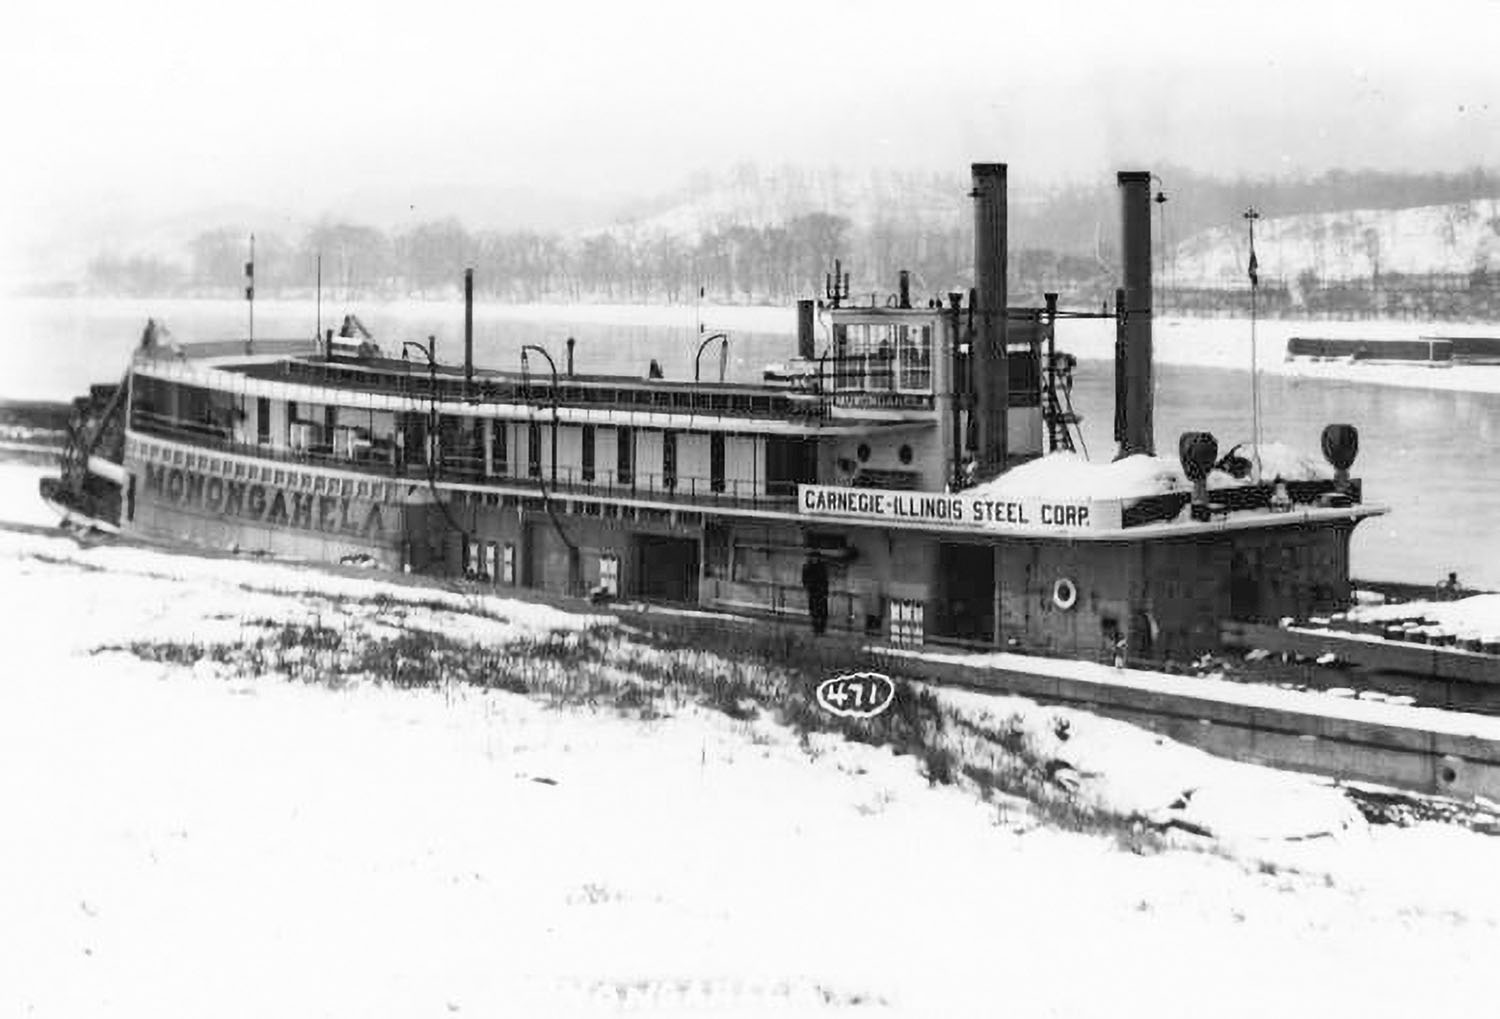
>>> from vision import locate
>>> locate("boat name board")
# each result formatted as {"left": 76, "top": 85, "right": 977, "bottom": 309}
{"left": 828, "top": 391, "right": 934, "bottom": 410}
{"left": 143, "top": 463, "right": 389, "bottom": 539}
{"left": 797, "top": 484, "right": 1118, "bottom": 532}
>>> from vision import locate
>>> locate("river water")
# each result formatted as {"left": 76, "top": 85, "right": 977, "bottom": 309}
{"left": 5, "top": 297, "right": 1497, "bottom": 588}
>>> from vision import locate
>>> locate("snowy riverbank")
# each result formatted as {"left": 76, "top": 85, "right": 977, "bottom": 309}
{"left": 2, "top": 461, "right": 1500, "bottom": 1017}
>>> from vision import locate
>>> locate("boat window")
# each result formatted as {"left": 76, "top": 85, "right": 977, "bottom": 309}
{"left": 581, "top": 424, "right": 596, "bottom": 482}
{"left": 899, "top": 324, "right": 932, "bottom": 392}
{"left": 833, "top": 323, "right": 862, "bottom": 390}
{"left": 869, "top": 326, "right": 895, "bottom": 391}
{"left": 491, "top": 420, "right": 508, "bottom": 477}
{"left": 527, "top": 422, "right": 542, "bottom": 478}
{"left": 616, "top": 425, "right": 634, "bottom": 486}
{"left": 599, "top": 554, "right": 619, "bottom": 596}
{"left": 663, "top": 430, "right": 678, "bottom": 490}
{"left": 710, "top": 433, "right": 725, "bottom": 493}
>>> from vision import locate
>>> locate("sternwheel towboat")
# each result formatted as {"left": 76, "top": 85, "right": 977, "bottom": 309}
{"left": 41, "top": 163, "right": 1384, "bottom": 663}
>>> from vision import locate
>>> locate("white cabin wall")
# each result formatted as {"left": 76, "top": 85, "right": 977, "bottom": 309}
{"left": 555, "top": 424, "right": 583, "bottom": 483}
{"left": 1008, "top": 407, "right": 1043, "bottom": 460}
{"left": 596, "top": 426, "right": 620, "bottom": 485}
{"left": 636, "top": 429, "right": 664, "bottom": 491}
{"left": 723, "top": 436, "right": 758, "bottom": 497}
{"left": 678, "top": 432, "right": 711, "bottom": 487}
{"left": 822, "top": 427, "right": 946, "bottom": 489}
{"left": 269, "top": 399, "right": 289, "bottom": 448}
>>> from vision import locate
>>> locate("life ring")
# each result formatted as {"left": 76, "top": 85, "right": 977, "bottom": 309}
{"left": 1052, "top": 577, "right": 1078, "bottom": 611}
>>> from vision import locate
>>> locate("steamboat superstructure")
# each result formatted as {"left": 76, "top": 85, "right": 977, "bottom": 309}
{"left": 42, "top": 164, "right": 1385, "bottom": 663}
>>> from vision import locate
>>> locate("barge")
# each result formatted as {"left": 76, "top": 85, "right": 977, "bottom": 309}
{"left": 42, "top": 164, "right": 1385, "bottom": 665}
{"left": 1285, "top": 334, "right": 1500, "bottom": 365}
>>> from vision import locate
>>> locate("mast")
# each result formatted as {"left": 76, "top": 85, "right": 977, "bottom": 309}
{"left": 244, "top": 233, "right": 256, "bottom": 354}
{"left": 1244, "top": 207, "right": 1262, "bottom": 482}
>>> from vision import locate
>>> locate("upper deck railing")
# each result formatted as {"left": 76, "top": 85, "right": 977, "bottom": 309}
{"left": 128, "top": 411, "right": 801, "bottom": 511}
{"left": 233, "top": 357, "right": 842, "bottom": 421}
{"left": 135, "top": 339, "right": 322, "bottom": 361}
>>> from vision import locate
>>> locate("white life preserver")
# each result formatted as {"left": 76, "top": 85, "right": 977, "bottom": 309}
{"left": 1052, "top": 577, "right": 1078, "bottom": 611}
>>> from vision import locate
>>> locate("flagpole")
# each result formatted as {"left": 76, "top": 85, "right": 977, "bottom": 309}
{"left": 245, "top": 233, "right": 256, "bottom": 355}
{"left": 1244, "top": 207, "right": 1262, "bottom": 483}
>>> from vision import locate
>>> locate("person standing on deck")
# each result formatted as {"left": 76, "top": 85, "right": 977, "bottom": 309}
{"left": 1436, "top": 572, "right": 1463, "bottom": 601}
{"left": 802, "top": 554, "right": 830, "bottom": 635}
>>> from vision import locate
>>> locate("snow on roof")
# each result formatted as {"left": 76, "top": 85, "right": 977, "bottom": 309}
{"left": 966, "top": 444, "right": 1331, "bottom": 503}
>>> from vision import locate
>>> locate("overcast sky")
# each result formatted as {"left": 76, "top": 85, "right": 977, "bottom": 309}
{"left": 3, "top": 0, "right": 1498, "bottom": 277}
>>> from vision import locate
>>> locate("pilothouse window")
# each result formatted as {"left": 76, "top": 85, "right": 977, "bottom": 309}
{"left": 898, "top": 325, "right": 932, "bottom": 391}
{"left": 833, "top": 321, "right": 927, "bottom": 393}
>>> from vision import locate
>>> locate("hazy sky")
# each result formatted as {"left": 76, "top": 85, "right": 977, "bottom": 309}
{"left": 4, "top": 0, "right": 1498, "bottom": 277}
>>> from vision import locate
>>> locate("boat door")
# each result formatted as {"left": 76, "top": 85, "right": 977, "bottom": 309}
{"left": 1230, "top": 549, "right": 1262, "bottom": 621}
{"left": 631, "top": 533, "right": 700, "bottom": 604}
{"left": 523, "top": 523, "right": 545, "bottom": 588}
{"left": 934, "top": 541, "right": 995, "bottom": 642}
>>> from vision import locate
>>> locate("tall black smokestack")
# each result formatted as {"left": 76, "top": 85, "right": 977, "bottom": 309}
{"left": 1116, "top": 171, "right": 1154, "bottom": 457}
{"left": 796, "top": 299, "right": 815, "bottom": 360}
{"left": 463, "top": 267, "right": 475, "bottom": 401}
{"left": 971, "top": 163, "right": 1009, "bottom": 477}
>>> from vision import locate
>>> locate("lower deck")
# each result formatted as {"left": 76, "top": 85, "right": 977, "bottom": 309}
{"left": 119, "top": 428, "right": 1366, "bottom": 666}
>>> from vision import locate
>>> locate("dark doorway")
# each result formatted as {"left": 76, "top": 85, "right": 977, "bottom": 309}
{"left": 632, "top": 534, "right": 700, "bottom": 604}
{"left": 523, "top": 523, "right": 545, "bottom": 588}
{"left": 1229, "top": 549, "right": 1262, "bottom": 620}
{"left": 935, "top": 542, "right": 994, "bottom": 642}
{"left": 764, "top": 436, "right": 818, "bottom": 497}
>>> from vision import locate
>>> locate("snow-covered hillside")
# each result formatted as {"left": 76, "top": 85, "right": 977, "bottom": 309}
{"left": 3, "top": 461, "right": 1500, "bottom": 1017}
{"left": 611, "top": 165, "right": 968, "bottom": 240}
{"left": 1173, "top": 199, "right": 1500, "bottom": 287}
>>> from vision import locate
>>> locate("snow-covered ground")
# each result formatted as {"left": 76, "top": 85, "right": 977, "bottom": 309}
{"left": 2, "top": 461, "right": 1499, "bottom": 1017}
{"left": 1173, "top": 199, "right": 1500, "bottom": 286}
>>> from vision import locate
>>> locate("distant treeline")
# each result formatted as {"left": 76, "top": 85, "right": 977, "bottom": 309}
{"left": 80, "top": 216, "right": 1122, "bottom": 309}
{"left": 73, "top": 164, "right": 1500, "bottom": 315}
{"left": 1165, "top": 269, "right": 1500, "bottom": 321}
